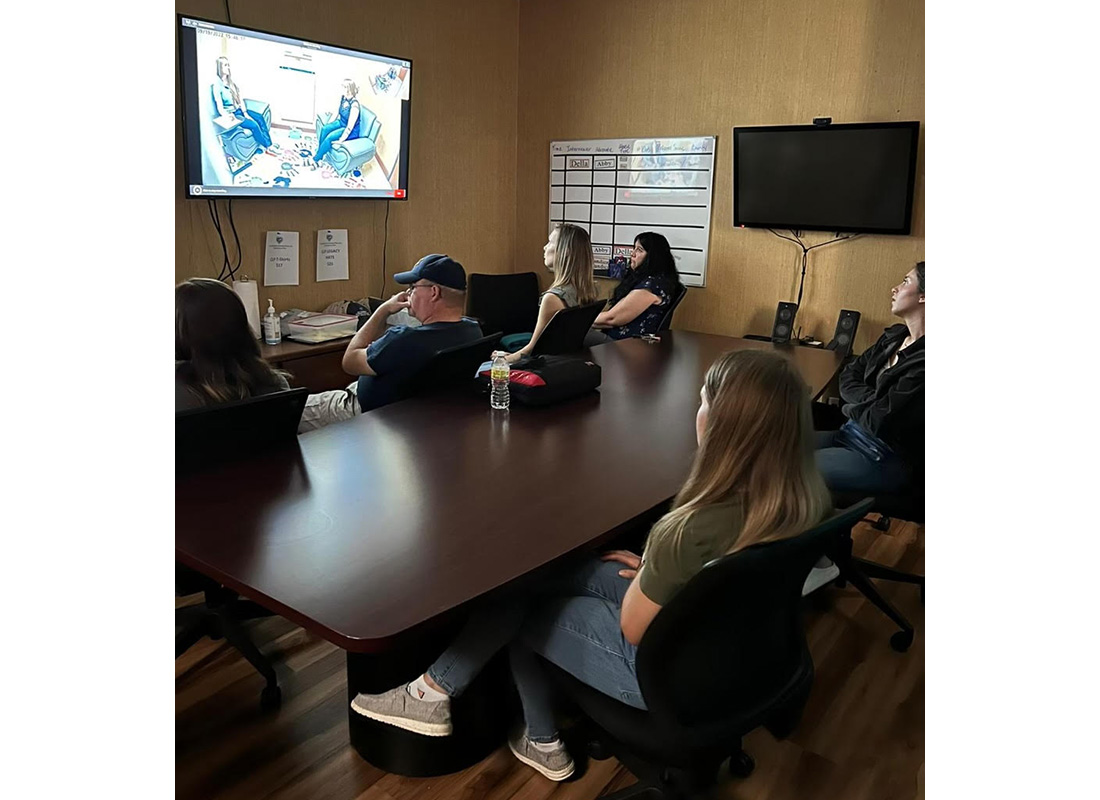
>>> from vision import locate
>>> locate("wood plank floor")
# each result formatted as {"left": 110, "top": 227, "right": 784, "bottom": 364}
{"left": 177, "top": 517, "right": 924, "bottom": 800}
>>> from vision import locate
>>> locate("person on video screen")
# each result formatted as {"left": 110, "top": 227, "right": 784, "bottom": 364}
{"left": 214, "top": 56, "right": 274, "bottom": 154}
{"left": 312, "top": 79, "right": 364, "bottom": 167}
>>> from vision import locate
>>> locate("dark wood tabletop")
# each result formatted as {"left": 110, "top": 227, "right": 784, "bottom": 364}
{"left": 176, "top": 331, "right": 843, "bottom": 652}
{"left": 260, "top": 336, "right": 352, "bottom": 363}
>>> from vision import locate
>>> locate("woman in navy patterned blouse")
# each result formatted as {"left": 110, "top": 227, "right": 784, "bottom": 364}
{"left": 593, "top": 232, "right": 683, "bottom": 340}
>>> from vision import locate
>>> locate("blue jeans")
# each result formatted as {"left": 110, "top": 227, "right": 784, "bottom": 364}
{"left": 234, "top": 109, "right": 271, "bottom": 149}
{"left": 815, "top": 421, "right": 911, "bottom": 494}
{"left": 314, "top": 120, "right": 358, "bottom": 163}
{"left": 426, "top": 558, "right": 643, "bottom": 742}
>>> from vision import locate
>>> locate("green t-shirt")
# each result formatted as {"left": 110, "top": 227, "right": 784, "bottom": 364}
{"left": 637, "top": 500, "right": 745, "bottom": 606}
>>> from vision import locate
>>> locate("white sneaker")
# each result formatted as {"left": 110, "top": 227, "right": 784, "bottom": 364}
{"left": 802, "top": 561, "right": 840, "bottom": 596}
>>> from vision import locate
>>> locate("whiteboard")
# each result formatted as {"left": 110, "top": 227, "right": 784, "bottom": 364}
{"left": 549, "top": 136, "right": 716, "bottom": 287}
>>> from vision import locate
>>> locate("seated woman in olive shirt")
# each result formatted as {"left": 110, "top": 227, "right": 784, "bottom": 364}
{"left": 348, "top": 349, "right": 832, "bottom": 782}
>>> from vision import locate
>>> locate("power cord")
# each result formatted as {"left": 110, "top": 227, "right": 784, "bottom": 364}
{"left": 209, "top": 199, "right": 243, "bottom": 282}
{"left": 209, "top": 200, "right": 232, "bottom": 281}
{"left": 768, "top": 229, "right": 859, "bottom": 308}
{"left": 226, "top": 199, "right": 242, "bottom": 280}
{"left": 381, "top": 200, "right": 391, "bottom": 296}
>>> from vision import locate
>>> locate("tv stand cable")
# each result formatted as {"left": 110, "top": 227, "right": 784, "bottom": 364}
{"left": 768, "top": 229, "right": 859, "bottom": 310}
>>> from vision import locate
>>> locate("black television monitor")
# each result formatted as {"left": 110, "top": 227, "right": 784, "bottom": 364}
{"left": 178, "top": 15, "right": 411, "bottom": 200}
{"left": 733, "top": 122, "right": 920, "bottom": 235}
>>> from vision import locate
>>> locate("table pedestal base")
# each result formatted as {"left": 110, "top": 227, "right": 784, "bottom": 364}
{"left": 346, "top": 646, "right": 513, "bottom": 777}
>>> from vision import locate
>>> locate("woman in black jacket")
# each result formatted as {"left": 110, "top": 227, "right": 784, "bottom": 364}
{"left": 816, "top": 261, "right": 925, "bottom": 494}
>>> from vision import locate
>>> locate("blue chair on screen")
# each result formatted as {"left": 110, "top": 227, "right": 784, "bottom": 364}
{"left": 209, "top": 83, "right": 272, "bottom": 176}
{"left": 314, "top": 107, "right": 381, "bottom": 177}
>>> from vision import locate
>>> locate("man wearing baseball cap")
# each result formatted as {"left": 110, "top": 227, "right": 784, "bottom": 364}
{"left": 339, "top": 254, "right": 483, "bottom": 412}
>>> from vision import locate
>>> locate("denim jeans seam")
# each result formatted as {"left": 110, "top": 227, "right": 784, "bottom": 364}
{"left": 551, "top": 620, "right": 634, "bottom": 666}
{"left": 574, "top": 585, "right": 619, "bottom": 604}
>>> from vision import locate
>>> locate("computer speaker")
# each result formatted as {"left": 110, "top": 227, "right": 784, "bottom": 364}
{"left": 771, "top": 302, "right": 798, "bottom": 343}
{"left": 827, "top": 309, "right": 861, "bottom": 357}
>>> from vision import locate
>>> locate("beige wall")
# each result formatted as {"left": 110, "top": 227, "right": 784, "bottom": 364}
{"left": 175, "top": 0, "right": 519, "bottom": 311}
{"left": 516, "top": 0, "right": 924, "bottom": 352}
{"left": 177, "top": 0, "right": 924, "bottom": 350}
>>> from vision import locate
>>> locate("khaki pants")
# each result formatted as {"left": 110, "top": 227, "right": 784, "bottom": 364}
{"left": 298, "top": 382, "right": 361, "bottom": 433}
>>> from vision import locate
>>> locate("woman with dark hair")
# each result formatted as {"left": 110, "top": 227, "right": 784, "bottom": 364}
{"left": 175, "top": 278, "right": 289, "bottom": 411}
{"left": 591, "top": 231, "right": 683, "bottom": 340}
{"left": 815, "top": 261, "right": 925, "bottom": 495}
{"left": 348, "top": 349, "right": 832, "bottom": 782}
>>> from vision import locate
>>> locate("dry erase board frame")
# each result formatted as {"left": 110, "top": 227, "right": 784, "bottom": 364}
{"left": 549, "top": 136, "right": 716, "bottom": 288}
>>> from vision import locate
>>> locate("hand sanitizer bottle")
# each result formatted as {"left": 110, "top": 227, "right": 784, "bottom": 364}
{"left": 263, "top": 299, "right": 281, "bottom": 345}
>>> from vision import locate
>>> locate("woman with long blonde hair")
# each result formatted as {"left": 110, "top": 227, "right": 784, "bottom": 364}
{"left": 213, "top": 56, "right": 274, "bottom": 153}
{"left": 349, "top": 349, "right": 832, "bottom": 782}
{"left": 637, "top": 348, "right": 832, "bottom": 559}
{"left": 496, "top": 223, "right": 600, "bottom": 363}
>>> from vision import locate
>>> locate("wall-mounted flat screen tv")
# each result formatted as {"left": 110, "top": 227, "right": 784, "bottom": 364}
{"left": 733, "top": 121, "right": 920, "bottom": 234}
{"left": 178, "top": 15, "right": 411, "bottom": 199}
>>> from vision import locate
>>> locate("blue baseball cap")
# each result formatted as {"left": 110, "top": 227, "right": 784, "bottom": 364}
{"left": 393, "top": 254, "right": 467, "bottom": 291}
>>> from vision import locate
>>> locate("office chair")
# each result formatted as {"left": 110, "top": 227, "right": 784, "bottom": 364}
{"left": 830, "top": 487, "right": 925, "bottom": 653}
{"left": 176, "top": 387, "right": 308, "bottom": 710}
{"left": 546, "top": 500, "right": 874, "bottom": 800}
{"left": 527, "top": 300, "right": 606, "bottom": 356}
{"left": 176, "top": 387, "right": 307, "bottom": 474}
{"left": 406, "top": 333, "right": 503, "bottom": 396}
{"left": 465, "top": 273, "right": 540, "bottom": 337}
{"left": 656, "top": 284, "right": 688, "bottom": 332}
{"left": 175, "top": 568, "right": 284, "bottom": 710}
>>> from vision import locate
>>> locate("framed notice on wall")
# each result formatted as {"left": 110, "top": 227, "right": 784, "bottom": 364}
{"left": 549, "top": 136, "right": 716, "bottom": 287}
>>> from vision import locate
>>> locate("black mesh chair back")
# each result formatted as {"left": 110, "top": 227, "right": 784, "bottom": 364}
{"left": 656, "top": 284, "right": 688, "bottom": 332}
{"left": 465, "top": 272, "right": 540, "bottom": 336}
{"left": 530, "top": 300, "right": 606, "bottom": 356}
{"left": 176, "top": 387, "right": 307, "bottom": 475}
{"left": 407, "top": 332, "right": 503, "bottom": 396}
{"left": 635, "top": 499, "right": 874, "bottom": 732}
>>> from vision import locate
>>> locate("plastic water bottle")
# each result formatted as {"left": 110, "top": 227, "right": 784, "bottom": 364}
{"left": 263, "top": 298, "right": 281, "bottom": 345}
{"left": 490, "top": 354, "right": 510, "bottom": 410}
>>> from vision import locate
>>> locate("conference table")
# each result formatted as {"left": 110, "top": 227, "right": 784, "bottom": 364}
{"left": 175, "top": 331, "right": 844, "bottom": 776}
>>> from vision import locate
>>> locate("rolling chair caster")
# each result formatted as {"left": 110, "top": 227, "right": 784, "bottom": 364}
{"left": 587, "top": 739, "right": 612, "bottom": 761}
{"left": 260, "top": 684, "right": 282, "bottom": 711}
{"left": 729, "top": 750, "right": 755, "bottom": 778}
{"left": 890, "top": 629, "right": 914, "bottom": 653}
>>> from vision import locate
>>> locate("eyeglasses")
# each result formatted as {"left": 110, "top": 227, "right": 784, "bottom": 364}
{"left": 407, "top": 281, "right": 437, "bottom": 293}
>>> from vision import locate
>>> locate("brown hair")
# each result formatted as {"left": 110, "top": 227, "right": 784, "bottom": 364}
{"left": 549, "top": 224, "right": 599, "bottom": 305}
{"left": 175, "top": 278, "right": 288, "bottom": 405}
{"left": 647, "top": 349, "right": 832, "bottom": 554}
